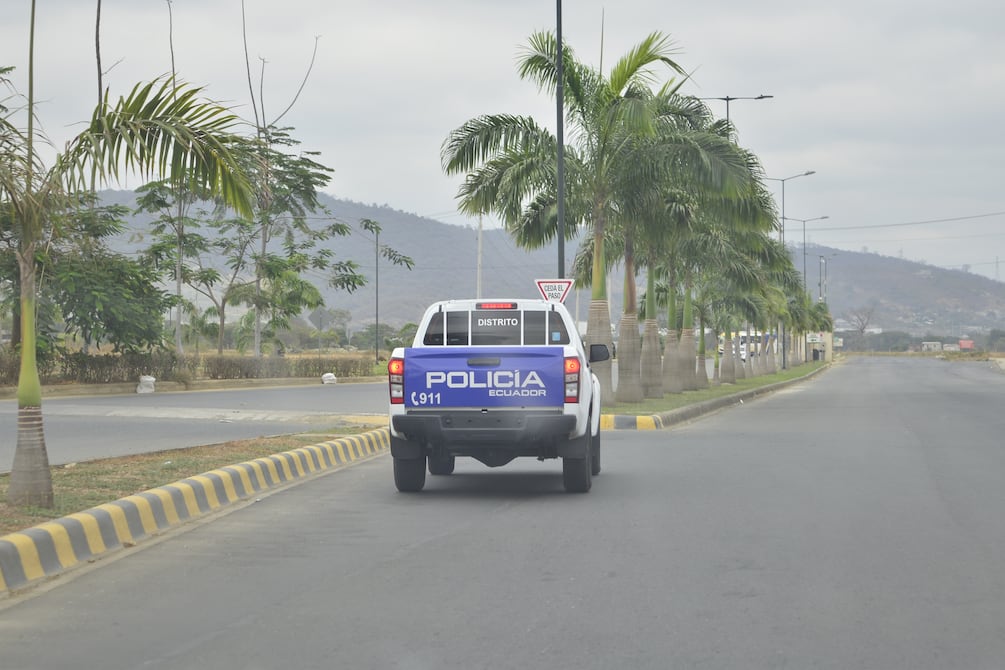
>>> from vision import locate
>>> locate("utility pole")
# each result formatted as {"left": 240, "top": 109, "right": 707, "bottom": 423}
{"left": 555, "top": 0, "right": 566, "bottom": 278}
{"left": 477, "top": 214, "right": 483, "bottom": 298}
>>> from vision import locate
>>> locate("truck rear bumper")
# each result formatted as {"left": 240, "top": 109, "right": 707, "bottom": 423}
{"left": 392, "top": 410, "right": 577, "bottom": 447}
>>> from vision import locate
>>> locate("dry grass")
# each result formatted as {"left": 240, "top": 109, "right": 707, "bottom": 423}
{"left": 0, "top": 429, "right": 359, "bottom": 537}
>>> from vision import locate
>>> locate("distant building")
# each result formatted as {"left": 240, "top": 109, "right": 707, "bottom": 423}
{"left": 921, "top": 341, "right": 943, "bottom": 352}
{"left": 959, "top": 339, "right": 975, "bottom": 351}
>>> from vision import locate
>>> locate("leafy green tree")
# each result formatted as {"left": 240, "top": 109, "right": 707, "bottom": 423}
{"left": 179, "top": 299, "right": 217, "bottom": 355}
{"left": 52, "top": 252, "right": 171, "bottom": 353}
{"left": 141, "top": 203, "right": 259, "bottom": 354}
{"left": 2, "top": 6, "right": 252, "bottom": 506}
{"left": 232, "top": 267, "right": 323, "bottom": 354}
{"left": 29, "top": 200, "right": 171, "bottom": 352}
{"left": 987, "top": 328, "right": 1005, "bottom": 352}
{"left": 134, "top": 177, "right": 215, "bottom": 353}
{"left": 237, "top": 128, "right": 342, "bottom": 356}
{"left": 328, "top": 308, "right": 353, "bottom": 346}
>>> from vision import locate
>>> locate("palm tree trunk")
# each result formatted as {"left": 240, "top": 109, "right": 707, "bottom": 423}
{"left": 587, "top": 300, "right": 614, "bottom": 402}
{"left": 8, "top": 246, "right": 53, "bottom": 507}
{"left": 661, "top": 327, "right": 682, "bottom": 393}
{"left": 766, "top": 332, "right": 777, "bottom": 373}
{"left": 641, "top": 318, "right": 662, "bottom": 398}
{"left": 744, "top": 321, "right": 756, "bottom": 377}
{"left": 587, "top": 220, "right": 614, "bottom": 401}
{"left": 615, "top": 312, "right": 643, "bottom": 403}
{"left": 661, "top": 288, "right": 683, "bottom": 394}
{"left": 695, "top": 314, "right": 709, "bottom": 389}
{"left": 678, "top": 328, "right": 697, "bottom": 390}
{"left": 721, "top": 332, "right": 736, "bottom": 383}
{"left": 732, "top": 329, "right": 746, "bottom": 380}
{"left": 640, "top": 271, "right": 662, "bottom": 398}
{"left": 616, "top": 241, "right": 643, "bottom": 403}
{"left": 679, "top": 283, "right": 698, "bottom": 391}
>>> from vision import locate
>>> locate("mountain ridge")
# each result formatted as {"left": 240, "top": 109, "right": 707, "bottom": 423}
{"left": 100, "top": 190, "right": 1005, "bottom": 337}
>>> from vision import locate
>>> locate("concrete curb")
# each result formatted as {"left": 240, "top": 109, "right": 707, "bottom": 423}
{"left": 0, "top": 429, "right": 390, "bottom": 597}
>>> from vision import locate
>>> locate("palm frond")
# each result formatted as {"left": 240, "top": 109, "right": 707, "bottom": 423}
{"left": 60, "top": 78, "right": 254, "bottom": 218}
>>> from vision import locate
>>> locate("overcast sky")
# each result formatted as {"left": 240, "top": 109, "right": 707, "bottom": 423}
{"left": 3, "top": 1, "right": 1004, "bottom": 281}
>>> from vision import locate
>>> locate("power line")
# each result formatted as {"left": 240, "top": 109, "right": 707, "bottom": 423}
{"left": 809, "top": 210, "right": 1005, "bottom": 232}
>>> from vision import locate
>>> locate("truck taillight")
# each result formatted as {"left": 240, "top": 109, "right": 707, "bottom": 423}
{"left": 564, "top": 356, "right": 581, "bottom": 403}
{"left": 388, "top": 357, "right": 405, "bottom": 404}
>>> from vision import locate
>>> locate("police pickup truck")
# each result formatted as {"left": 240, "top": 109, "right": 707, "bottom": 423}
{"left": 387, "top": 298, "right": 609, "bottom": 493}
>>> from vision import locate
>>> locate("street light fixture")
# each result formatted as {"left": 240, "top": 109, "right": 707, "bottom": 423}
{"left": 699, "top": 94, "right": 773, "bottom": 129}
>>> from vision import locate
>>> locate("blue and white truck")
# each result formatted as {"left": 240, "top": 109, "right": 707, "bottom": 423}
{"left": 387, "top": 298, "right": 609, "bottom": 493}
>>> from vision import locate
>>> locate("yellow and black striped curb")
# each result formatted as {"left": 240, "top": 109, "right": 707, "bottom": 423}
{"left": 0, "top": 429, "right": 390, "bottom": 596}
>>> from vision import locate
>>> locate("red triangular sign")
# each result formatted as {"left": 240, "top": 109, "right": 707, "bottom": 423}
{"left": 535, "top": 278, "right": 574, "bottom": 303}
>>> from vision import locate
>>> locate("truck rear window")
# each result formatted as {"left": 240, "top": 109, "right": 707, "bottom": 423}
{"left": 421, "top": 309, "right": 571, "bottom": 346}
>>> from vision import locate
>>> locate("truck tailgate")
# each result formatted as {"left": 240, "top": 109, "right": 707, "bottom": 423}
{"left": 402, "top": 346, "right": 565, "bottom": 409}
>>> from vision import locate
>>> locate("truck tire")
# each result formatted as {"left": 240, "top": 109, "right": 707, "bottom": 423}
{"left": 428, "top": 453, "right": 455, "bottom": 475}
{"left": 394, "top": 456, "right": 426, "bottom": 492}
{"left": 562, "top": 430, "right": 593, "bottom": 493}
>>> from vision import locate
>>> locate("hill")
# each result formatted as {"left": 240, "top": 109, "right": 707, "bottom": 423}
{"left": 102, "top": 190, "right": 593, "bottom": 332}
{"left": 101, "top": 191, "right": 1005, "bottom": 337}
{"left": 801, "top": 243, "right": 1005, "bottom": 336}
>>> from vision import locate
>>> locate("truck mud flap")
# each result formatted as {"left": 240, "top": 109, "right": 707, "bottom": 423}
{"left": 390, "top": 435, "right": 424, "bottom": 459}
{"left": 556, "top": 431, "right": 590, "bottom": 459}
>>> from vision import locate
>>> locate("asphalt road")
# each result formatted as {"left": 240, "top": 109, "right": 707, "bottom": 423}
{"left": 1, "top": 356, "right": 1004, "bottom": 669}
{"left": 0, "top": 382, "right": 389, "bottom": 470}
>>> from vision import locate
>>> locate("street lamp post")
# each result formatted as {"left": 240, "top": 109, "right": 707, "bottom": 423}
{"left": 818, "top": 255, "right": 827, "bottom": 302}
{"left": 782, "top": 215, "right": 828, "bottom": 365}
{"left": 765, "top": 170, "right": 816, "bottom": 370}
{"left": 818, "top": 253, "right": 837, "bottom": 303}
{"left": 766, "top": 171, "right": 816, "bottom": 244}
{"left": 701, "top": 94, "right": 773, "bottom": 370}
{"left": 556, "top": 0, "right": 566, "bottom": 278}
{"left": 783, "top": 215, "right": 829, "bottom": 291}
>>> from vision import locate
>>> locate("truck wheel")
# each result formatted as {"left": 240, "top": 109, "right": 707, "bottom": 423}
{"left": 428, "top": 453, "right": 455, "bottom": 475}
{"left": 590, "top": 429, "right": 601, "bottom": 476}
{"left": 394, "top": 456, "right": 426, "bottom": 492}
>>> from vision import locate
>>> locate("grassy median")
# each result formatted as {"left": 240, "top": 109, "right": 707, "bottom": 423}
{"left": 0, "top": 430, "right": 362, "bottom": 537}
{"left": 0, "top": 361, "right": 826, "bottom": 536}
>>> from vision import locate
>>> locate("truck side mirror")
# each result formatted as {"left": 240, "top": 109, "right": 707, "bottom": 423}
{"left": 589, "top": 343, "right": 610, "bottom": 363}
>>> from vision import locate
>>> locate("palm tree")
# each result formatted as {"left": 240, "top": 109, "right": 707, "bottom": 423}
{"left": 638, "top": 195, "right": 694, "bottom": 398}
{"left": 442, "top": 31, "right": 689, "bottom": 400}
{"left": 2, "top": 10, "right": 252, "bottom": 506}
{"left": 625, "top": 94, "right": 777, "bottom": 399}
